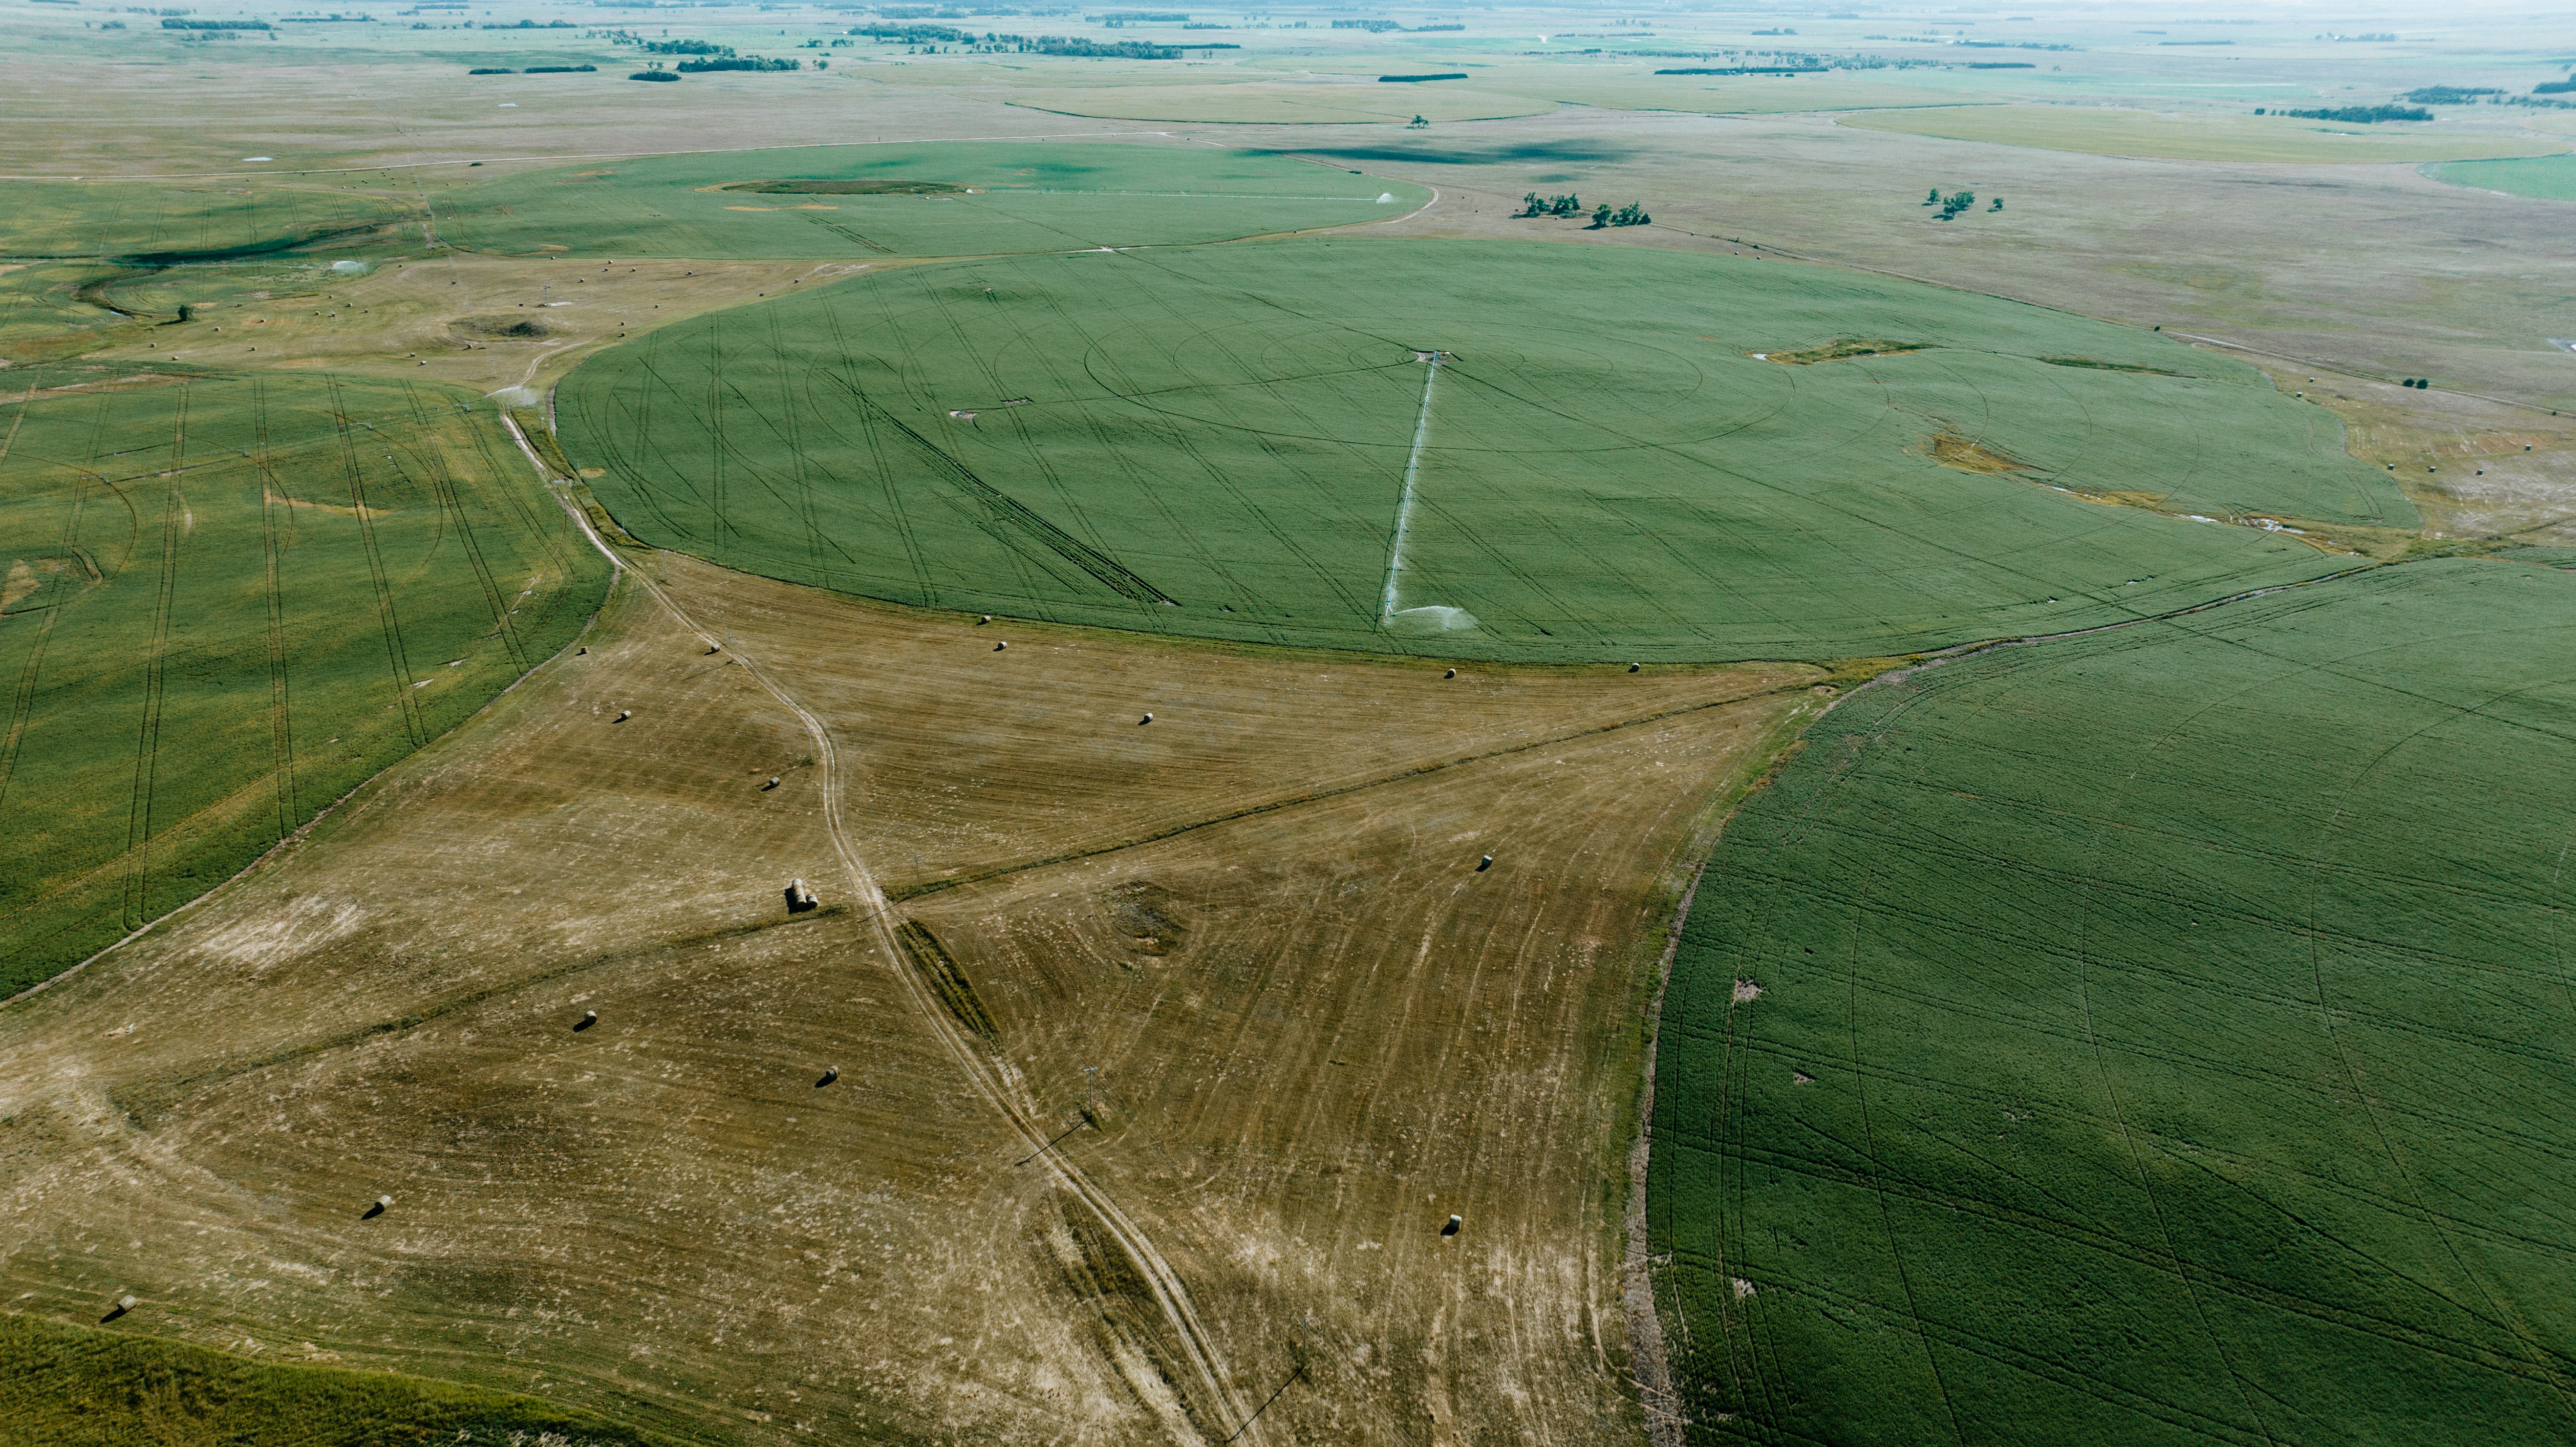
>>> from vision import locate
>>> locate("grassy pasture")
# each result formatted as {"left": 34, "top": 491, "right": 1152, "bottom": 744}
{"left": 0, "top": 182, "right": 408, "bottom": 261}
{"left": 1009, "top": 82, "right": 1558, "bottom": 125}
{"left": 0, "top": 369, "right": 606, "bottom": 995}
{"left": 437, "top": 143, "right": 1431, "bottom": 259}
{"left": 1843, "top": 105, "right": 2569, "bottom": 162}
{"left": 1471, "top": 66, "right": 2003, "bottom": 117}
{"left": 2432, "top": 153, "right": 2576, "bottom": 202}
{"left": 0, "top": 1313, "right": 650, "bottom": 1447}
{"left": 1654, "top": 557, "right": 2576, "bottom": 1443}
{"left": 558, "top": 238, "right": 2403, "bottom": 663}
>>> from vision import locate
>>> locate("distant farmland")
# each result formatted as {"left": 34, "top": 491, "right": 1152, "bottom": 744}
{"left": 0, "top": 369, "right": 606, "bottom": 994}
{"left": 1654, "top": 557, "right": 2576, "bottom": 1443}
{"left": 436, "top": 142, "right": 1432, "bottom": 258}
{"left": 558, "top": 238, "right": 2404, "bottom": 662}
{"left": 0, "top": 180, "right": 408, "bottom": 260}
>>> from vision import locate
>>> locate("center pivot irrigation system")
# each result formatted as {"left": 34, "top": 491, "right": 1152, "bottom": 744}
{"left": 1380, "top": 348, "right": 1450, "bottom": 627}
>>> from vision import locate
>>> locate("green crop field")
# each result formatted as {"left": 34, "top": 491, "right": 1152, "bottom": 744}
{"left": 2433, "top": 153, "right": 2576, "bottom": 202}
{"left": 557, "top": 237, "right": 2405, "bottom": 663}
{"left": 0, "top": 366, "right": 606, "bottom": 996}
{"left": 436, "top": 142, "right": 1432, "bottom": 259}
{"left": 1842, "top": 106, "right": 2567, "bottom": 163}
{"left": 1652, "top": 556, "right": 2576, "bottom": 1443}
{"left": 0, "top": 1312, "right": 651, "bottom": 1447}
{"left": 0, "top": 181, "right": 409, "bottom": 261}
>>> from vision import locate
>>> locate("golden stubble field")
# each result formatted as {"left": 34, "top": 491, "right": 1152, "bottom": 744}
{"left": 0, "top": 532, "right": 1823, "bottom": 1443}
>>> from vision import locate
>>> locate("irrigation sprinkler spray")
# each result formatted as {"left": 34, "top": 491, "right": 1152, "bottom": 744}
{"left": 1380, "top": 349, "right": 1447, "bottom": 625}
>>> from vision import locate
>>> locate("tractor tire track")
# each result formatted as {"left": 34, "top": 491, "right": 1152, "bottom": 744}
{"left": 504, "top": 415, "right": 1260, "bottom": 1446}
{"left": 121, "top": 384, "right": 188, "bottom": 931}
{"left": 251, "top": 382, "right": 300, "bottom": 837}
{"left": 330, "top": 378, "right": 423, "bottom": 745}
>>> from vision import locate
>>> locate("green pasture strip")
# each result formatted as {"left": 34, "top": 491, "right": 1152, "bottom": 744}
{"left": 0, "top": 372, "right": 609, "bottom": 997}
{"left": 0, "top": 1312, "right": 655, "bottom": 1447}
{"left": 0, "top": 181, "right": 408, "bottom": 260}
{"left": 558, "top": 238, "right": 2403, "bottom": 663}
{"left": 2432, "top": 153, "right": 2576, "bottom": 202}
{"left": 1653, "top": 556, "right": 2576, "bottom": 1443}
{"left": 435, "top": 142, "right": 1430, "bottom": 258}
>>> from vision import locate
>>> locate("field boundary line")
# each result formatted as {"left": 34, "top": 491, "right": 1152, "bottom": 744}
{"left": 891, "top": 677, "right": 1808, "bottom": 904}
{"left": 511, "top": 415, "right": 1264, "bottom": 1447}
{"left": 1627, "top": 859, "right": 1703, "bottom": 1447}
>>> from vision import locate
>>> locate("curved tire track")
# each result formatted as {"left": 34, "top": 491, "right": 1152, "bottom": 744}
{"left": 504, "top": 414, "right": 1261, "bottom": 1446}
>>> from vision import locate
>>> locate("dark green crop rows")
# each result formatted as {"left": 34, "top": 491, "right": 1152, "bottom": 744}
{"left": 559, "top": 237, "right": 2403, "bottom": 662}
{"left": 1653, "top": 557, "right": 2576, "bottom": 1444}
{"left": 0, "top": 369, "right": 608, "bottom": 995}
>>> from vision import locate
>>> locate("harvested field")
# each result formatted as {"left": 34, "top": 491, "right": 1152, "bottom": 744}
{"left": 0, "top": 544, "right": 1821, "bottom": 1444}
{"left": 438, "top": 143, "right": 1432, "bottom": 260}
{"left": 559, "top": 238, "right": 2405, "bottom": 663}
{"left": 1655, "top": 557, "right": 2576, "bottom": 1444}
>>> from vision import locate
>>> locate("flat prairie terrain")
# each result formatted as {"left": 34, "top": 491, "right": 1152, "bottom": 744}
{"left": 0, "top": 536, "right": 1820, "bottom": 1444}
{"left": 1841, "top": 105, "right": 2567, "bottom": 163}
{"left": 436, "top": 144, "right": 1432, "bottom": 260}
{"left": 559, "top": 237, "right": 2398, "bottom": 663}
{"left": 1655, "top": 557, "right": 2576, "bottom": 1444}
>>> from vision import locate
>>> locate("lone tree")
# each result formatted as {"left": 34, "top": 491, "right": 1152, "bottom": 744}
{"left": 1408, "top": 113, "right": 1429, "bottom": 128}
{"left": 1924, "top": 186, "right": 1941, "bottom": 205}
{"left": 1989, "top": 195, "right": 2004, "bottom": 211}
{"left": 1588, "top": 202, "right": 1612, "bottom": 229}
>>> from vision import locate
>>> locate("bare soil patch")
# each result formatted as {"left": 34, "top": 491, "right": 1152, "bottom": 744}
{"left": 1763, "top": 338, "right": 1930, "bottom": 365}
{"left": 1925, "top": 429, "right": 2034, "bottom": 475}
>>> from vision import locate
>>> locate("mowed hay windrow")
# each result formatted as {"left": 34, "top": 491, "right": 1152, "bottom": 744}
{"left": 0, "top": 549, "right": 1819, "bottom": 1444}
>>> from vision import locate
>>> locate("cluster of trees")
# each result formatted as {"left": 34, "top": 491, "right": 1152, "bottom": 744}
{"left": 2537, "top": 75, "right": 2576, "bottom": 95}
{"left": 2260, "top": 104, "right": 2433, "bottom": 123}
{"left": 159, "top": 17, "right": 267, "bottom": 28}
{"left": 849, "top": 23, "right": 1181, "bottom": 57}
{"left": 1516, "top": 194, "right": 1651, "bottom": 226}
{"left": 677, "top": 54, "right": 798, "bottom": 70}
{"left": 1924, "top": 187, "right": 1999, "bottom": 219}
{"left": 2399, "top": 377, "right": 2432, "bottom": 389}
